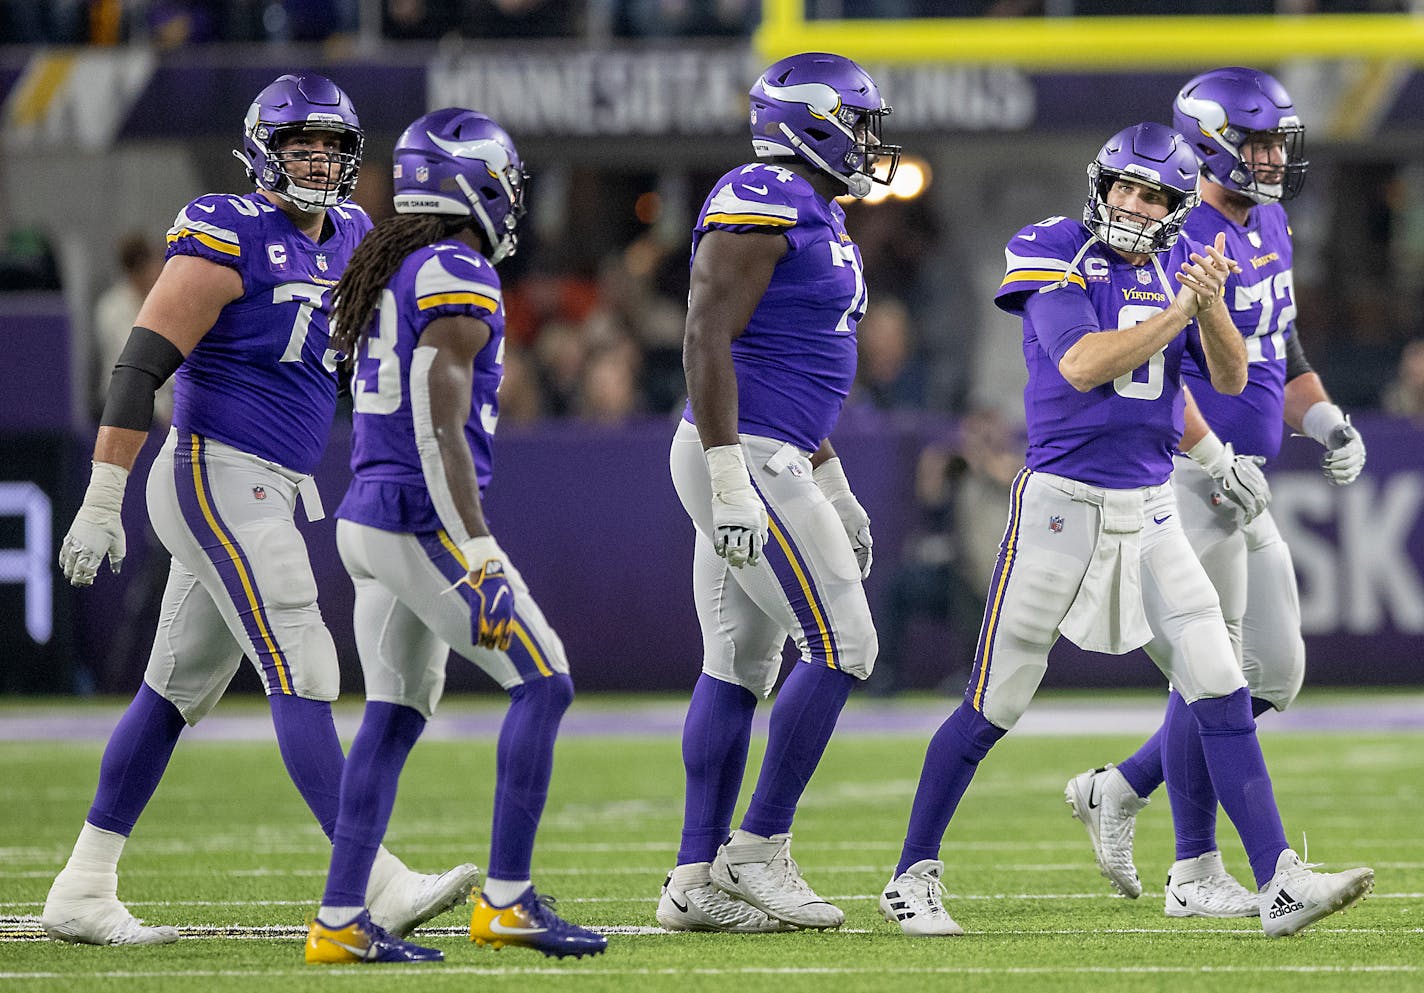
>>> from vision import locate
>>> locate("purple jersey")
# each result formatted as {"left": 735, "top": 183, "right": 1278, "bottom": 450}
{"left": 995, "top": 216, "right": 1209, "bottom": 489}
{"left": 681, "top": 163, "right": 864, "bottom": 453}
{"left": 336, "top": 240, "right": 505, "bottom": 535}
{"left": 165, "top": 193, "right": 372, "bottom": 474}
{"left": 1180, "top": 200, "right": 1294, "bottom": 459}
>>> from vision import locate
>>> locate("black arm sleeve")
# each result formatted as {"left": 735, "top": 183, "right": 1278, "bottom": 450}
{"left": 98, "top": 326, "right": 186, "bottom": 430}
{"left": 1285, "top": 327, "right": 1315, "bottom": 383}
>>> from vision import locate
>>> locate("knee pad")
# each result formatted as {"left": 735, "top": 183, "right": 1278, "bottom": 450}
{"left": 275, "top": 616, "right": 340, "bottom": 702}
{"left": 1243, "top": 634, "right": 1305, "bottom": 712}
{"left": 828, "top": 615, "right": 878, "bottom": 681}
{"left": 1167, "top": 615, "right": 1245, "bottom": 703}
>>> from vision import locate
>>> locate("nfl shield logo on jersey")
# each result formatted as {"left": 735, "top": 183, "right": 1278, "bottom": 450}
{"left": 1136, "top": 268, "right": 1152, "bottom": 285}
{"left": 1048, "top": 515, "right": 1064, "bottom": 533}
{"left": 253, "top": 486, "right": 267, "bottom": 501}
{"left": 315, "top": 253, "right": 329, "bottom": 272}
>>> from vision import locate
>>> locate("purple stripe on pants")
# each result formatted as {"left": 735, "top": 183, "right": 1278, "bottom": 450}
{"left": 173, "top": 432, "right": 294, "bottom": 695}
{"left": 756, "top": 489, "right": 840, "bottom": 669}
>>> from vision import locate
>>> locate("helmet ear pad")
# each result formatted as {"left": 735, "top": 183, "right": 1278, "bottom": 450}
{"left": 391, "top": 108, "right": 527, "bottom": 264}
{"left": 239, "top": 73, "right": 363, "bottom": 212}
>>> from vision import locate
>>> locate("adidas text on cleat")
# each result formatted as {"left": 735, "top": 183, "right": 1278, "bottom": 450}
{"left": 658, "top": 862, "right": 791, "bottom": 932}
{"left": 880, "top": 860, "right": 963, "bottom": 937}
{"left": 305, "top": 910, "right": 443, "bottom": 963}
{"left": 1260, "top": 848, "right": 1374, "bottom": 938}
{"left": 709, "top": 830, "right": 844, "bottom": 930}
{"left": 469, "top": 887, "right": 607, "bottom": 958}
{"left": 41, "top": 868, "right": 180, "bottom": 946}
{"left": 368, "top": 862, "right": 480, "bottom": 938}
{"left": 1064, "top": 764, "right": 1148, "bottom": 898}
{"left": 1164, "top": 851, "right": 1258, "bottom": 918}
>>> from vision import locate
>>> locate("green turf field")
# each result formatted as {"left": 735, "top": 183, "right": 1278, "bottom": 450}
{"left": 1, "top": 692, "right": 1420, "bottom": 992}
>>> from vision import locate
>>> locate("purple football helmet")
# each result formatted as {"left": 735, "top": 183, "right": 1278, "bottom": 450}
{"left": 1174, "top": 66, "right": 1307, "bottom": 203}
{"left": 749, "top": 52, "right": 901, "bottom": 199}
{"left": 236, "top": 74, "right": 362, "bottom": 213}
{"left": 392, "top": 108, "right": 527, "bottom": 264}
{"left": 1084, "top": 122, "right": 1201, "bottom": 255}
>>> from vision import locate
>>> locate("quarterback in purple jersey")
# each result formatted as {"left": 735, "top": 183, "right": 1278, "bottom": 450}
{"left": 1067, "top": 67, "right": 1371, "bottom": 920}
{"left": 658, "top": 52, "right": 899, "bottom": 933}
{"left": 307, "top": 108, "right": 605, "bottom": 964}
{"left": 45, "top": 74, "right": 475, "bottom": 948}
{"left": 880, "top": 122, "right": 1372, "bottom": 938}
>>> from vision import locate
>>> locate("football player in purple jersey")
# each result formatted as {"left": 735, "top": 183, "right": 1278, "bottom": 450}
{"left": 306, "top": 108, "right": 606, "bottom": 963}
{"left": 44, "top": 74, "right": 477, "bottom": 950}
{"left": 1066, "top": 67, "right": 1371, "bottom": 920}
{"left": 657, "top": 52, "right": 900, "bottom": 933}
{"left": 880, "top": 122, "right": 1372, "bottom": 938}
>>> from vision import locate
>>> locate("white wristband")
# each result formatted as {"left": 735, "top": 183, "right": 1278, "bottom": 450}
{"left": 705, "top": 444, "right": 754, "bottom": 500}
{"left": 812, "top": 457, "right": 853, "bottom": 499}
{"left": 84, "top": 461, "right": 130, "bottom": 514}
{"left": 1185, "top": 431, "right": 1227, "bottom": 474}
{"left": 457, "top": 534, "right": 504, "bottom": 572}
{"left": 1301, "top": 401, "right": 1347, "bottom": 447}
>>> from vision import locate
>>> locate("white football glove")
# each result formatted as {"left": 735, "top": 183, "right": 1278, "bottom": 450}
{"left": 705, "top": 444, "right": 768, "bottom": 569}
{"left": 813, "top": 457, "right": 873, "bottom": 579}
{"left": 59, "top": 461, "right": 129, "bottom": 587}
{"left": 1186, "top": 432, "right": 1271, "bottom": 525}
{"left": 1302, "top": 403, "right": 1365, "bottom": 486}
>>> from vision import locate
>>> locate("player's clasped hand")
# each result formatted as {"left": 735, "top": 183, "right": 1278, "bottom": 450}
{"left": 1173, "top": 232, "right": 1239, "bottom": 318}
{"left": 59, "top": 462, "right": 129, "bottom": 587}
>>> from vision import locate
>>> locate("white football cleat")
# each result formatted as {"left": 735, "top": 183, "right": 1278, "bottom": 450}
{"left": 1164, "top": 851, "right": 1258, "bottom": 918}
{"left": 1260, "top": 848, "right": 1373, "bottom": 937}
{"left": 1065, "top": 764, "right": 1148, "bottom": 898}
{"left": 368, "top": 862, "right": 480, "bottom": 938}
{"left": 657, "top": 862, "right": 790, "bottom": 932}
{"left": 41, "top": 868, "right": 179, "bottom": 945}
{"left": 710, "top": 831, "right": 844, "bottom": 929}
{"left": 880, "top": 859, "right": 963, "bottom": 936}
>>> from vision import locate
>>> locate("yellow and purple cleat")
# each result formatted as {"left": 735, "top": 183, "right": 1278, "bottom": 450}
{"left": 469, "top": 887, "right": 607, "bottom": 959}
{"left": 305, "top": 909, "right": 444, "bottom": 964}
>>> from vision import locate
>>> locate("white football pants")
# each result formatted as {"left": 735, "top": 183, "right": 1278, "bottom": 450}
{"left": 966, "top": 468, "right": 1247, "bottom": 730}
{"left": 336, "top": 519, "right": 570, "bottom": 718}
{"left": 669, "top": 420, "right": 877, "bottom": 697}
{"left": 142, "top": 430, "right": 339, "bottom": 723}
{"left": 1172, "top": 456, "right": 1305, "bottom": 710}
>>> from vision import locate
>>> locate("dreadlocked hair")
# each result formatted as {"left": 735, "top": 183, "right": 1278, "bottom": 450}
{"left": 330, "top": 213, "right": 475, "bottom": 364}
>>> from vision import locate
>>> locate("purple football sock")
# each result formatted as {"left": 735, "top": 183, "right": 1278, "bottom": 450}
{"left": 677, "top": 674, "right": 757, "bottom": 865}
{"left": 896, "top": 701, "right": 1006, "bottom": 875}
{"left": 1188, "top": 688, "right": 1288, "bottom": 887}
{"left": 1115, "top": 725, "right": 1165, "bottom": 799}
{"left": 1162, "top": 690, "right": 1217, "bottom": 861}
{"left": 87, "top": 683, "right": 188, "bottom": 835}
{"left": 490, "top": 674, "right": 573, "bottom": 880}
{"left": 269, "top": 694, "right": 347, "bottom": 838}
{"left": 740, "top": 663, "right": 855, "bottom": 839}
{"left": 322, "top": 701, "right": 427, "bottom": 907}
